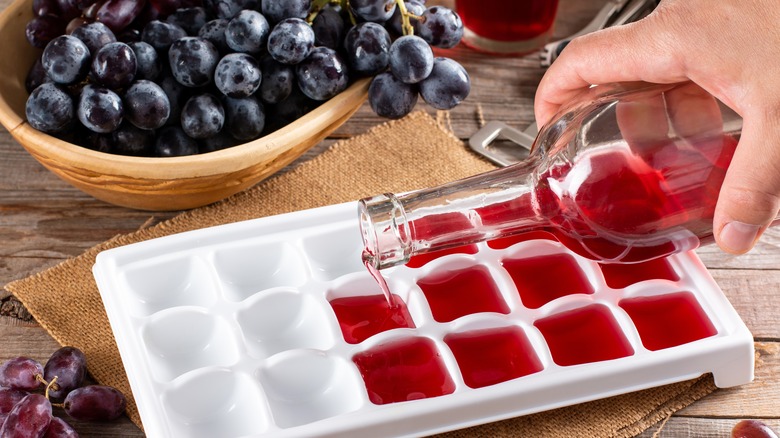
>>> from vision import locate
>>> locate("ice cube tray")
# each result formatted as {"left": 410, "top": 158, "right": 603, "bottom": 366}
{"left": 93, "top": 201, "right": 754, "bottom": 438}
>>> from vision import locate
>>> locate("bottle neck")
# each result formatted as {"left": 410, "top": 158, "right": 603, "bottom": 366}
{"left": 359, "top": 156, "right": 543, "bottom": 270}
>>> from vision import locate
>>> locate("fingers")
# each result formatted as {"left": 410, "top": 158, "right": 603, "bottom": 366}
{"left": 714, "top": 114, "right": 780, "bottom": 253}
{"left": 534, "top": 11, "right": 688, "bottom": 128}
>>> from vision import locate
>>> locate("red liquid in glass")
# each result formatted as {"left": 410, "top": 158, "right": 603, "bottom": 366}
{"left": 352, "top": 337, "right": 455, "bottom": 405}
{"left": 534, "top": 304, "right": 634, "bottom": 366}
{"left": 487, "top": 230, "right": 558, "bottom": 250}
{"left": 600, "top": 258, "right": 680, "bottom": 289}
{"left": 417, "top": 265, "right": 510, "bottom": 322}
{"left": 456, "top": 0, "right": 558, "bottom": 41}
{"left": 445, "top": 326, "right": 543, "bottom": 389}
{"left": 502, "top": 253, "right": 594, "bottom": 309}
{"left": 329, "top": 294, "right": 415, "bottom": 344}
{"left": 619, "top": 291, "right": 717, "bottom": 351}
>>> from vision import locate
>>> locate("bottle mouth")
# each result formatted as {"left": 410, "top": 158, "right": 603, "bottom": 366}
{"left": 357, "top": 193, "right": 411, "bottom": 270}
{"left": 358, "top": 200, "right": 379, "bottom": 269}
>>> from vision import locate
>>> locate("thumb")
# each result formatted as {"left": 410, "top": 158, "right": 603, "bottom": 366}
{"left": 714, "top": 116, "right": 780, "bottom": 254}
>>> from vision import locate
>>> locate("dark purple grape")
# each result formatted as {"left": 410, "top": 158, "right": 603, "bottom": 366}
{"left": 141, "top": 20, "right": 187, "bottom": 52}
{"left": 147, "top": 0, "right": 178, "bottom": 16}
{"left": 166, "top": 6, "right": 209, "bottom": 35}
{"left": 82, "top": 0, "right": 106, "bottom": 19}
{"left": 419, "top": 57, "right": 469, "bottom": 110}
{"left": 266, "top": 85, "right": 319, "bottom": 132}
{"left": 77, "top": 84, "right": 124, "bottom": 133}
{"left": 418, "top": 6, "right": 463, "bottom": 49}
{"left": 0, "top": 394, "right": 52, "bottom": 438}
{"left": 26, "top": 83, "right": 74, "bottom": 134}
{"left": 260, "top": 0, "right": 310, "bottom": 23}
{"left": 65, "top": 17, "right": 90, "bottom": 35}
{"left": 311, "top": 4, "right": 345, "bottom": 50}
{"left": 128, "top": 41, "right": 161, "bottom": 80}
{"left": 203, "top": 0, "right": 258, "bottom": 19}
{"left": 181, "top": 93, "right": 224, "bottom": 139}
{"left": 225, "top": 9, "right": 270, "bottom": 54}
{"left": 75, "top": 0, "right": 100, "bottom": 10}
{"left": 0, "top": 388, "right": 28, "bottom": 425}
{"left": 214, "top": 53, "right": 261, "bottom": 98}
{"left": 267, "top": 18, "right": 314, "bottom": 65}
{"left": 63, "top": 385, "right": 126, "bottom": 422}
{"left": 131, "top": 1, "right": 163, "bottom": 30}
{"left": 198, "top": 19, "right": 230, "bottom": 53}
{"left": 732, "top": 420, "right": 779, "bottom": 438}
{"left": 124, "top": 79, "right": 170, "bottom": 129}
{"left": 111, "top": 123, "right": 154, "bottom": 155}
{"left": 32, "top": 0, "right": 60, "bottom": 17}
{"left": 43, "top": 347, "right": 86, "bottom": 401}
{"left": 70, "top": 21, "right": 116, "bottom": 54}
{"left": 258, "top": 56, "right": 293, "bottom": 104}
{"left": 223, "top": 96, "right": 265, "bottom": 140}
{"left": 344, "top": 22, "right": 391, "bottom": 76}
{"left": 349, "top": 0, "right": 395, "bottom": 22}
{"left": 90, "top": 42, "right": 137, "bottom": 89}
{"left": 388, "top": 1, "right": 425, "bottom": 36}
{"left": 199, "top": 131, "right": 236, "bottom": 153}
{"left": 95, "top": 0, "right": 146, "bottom": 32}
{"left": 155, "top": 126, "right": 199, "bottom": 156}
{"left": 42, "top": 417, "right": 78, "bottom": 438}
{"left": 168, "top": 37, "right": 220, "bottom": 87}
{"left": 0, "top": 358, "right": 44, "bottom": 392}
{"left": 55, "top": 0, "right": 80, "bottom": 20}
{"left": 368, "top": 71, "right": 417, "bottom": 119}
{"left": 26, "top": 16, "right": 67, "bottom": 49}
{"left": 117, "top": 27, "right": 141, "bottom": 43}
{"left": 25, "top": 57, "right": 51, "bottom": 94}
{"left": 158, "top": 74, "right": 188, "bottom": 125}
{"left": 295, "top": 47, "right": 349, "bottom": 101}
{"left": 388, "top": 35, "right": 432, "bottom": 84}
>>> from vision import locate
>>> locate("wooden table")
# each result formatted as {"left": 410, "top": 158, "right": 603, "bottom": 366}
{"left": 1, "top": 0, "right": 777, "bottom": 436}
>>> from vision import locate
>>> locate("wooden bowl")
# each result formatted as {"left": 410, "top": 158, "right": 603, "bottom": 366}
{"left": 0, "top": 0, "right": 369, "bottom": 211}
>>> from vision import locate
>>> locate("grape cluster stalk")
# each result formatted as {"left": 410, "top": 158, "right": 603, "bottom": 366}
{"left": 23, "top": 0, "right": 471, "bottom": 157}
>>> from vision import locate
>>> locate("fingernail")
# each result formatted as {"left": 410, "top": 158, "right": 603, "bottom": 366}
{"left": 720, "top": 221, "right": 761, "bottom": 253}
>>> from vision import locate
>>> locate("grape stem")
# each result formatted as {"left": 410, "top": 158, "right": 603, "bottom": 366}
{"left": 35, "top": 373, "right": 60, "bottom": 391}
{"left": 394, "top": 0, "right": 423, "bottom": 36}
{"left": 306, "top": 0, "right": 333, "bottom": 23}
{"left": 44, "top": 376, "right": 59, "bottom": 400}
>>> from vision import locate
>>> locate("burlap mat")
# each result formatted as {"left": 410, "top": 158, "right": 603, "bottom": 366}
{"left": 6, "top": 111, "right": 716, "bottom": 437}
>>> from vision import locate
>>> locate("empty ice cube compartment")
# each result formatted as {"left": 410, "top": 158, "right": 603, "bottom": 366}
{"left": 236, "top": 289, "right": 335, "bottom": 358}
{"left": 417, "top": 264, "right": 510, "bottom": 322}
{"left": 353, "top": 337, "right": 455, "bottom": 405}
{"left": 534, "top": 304, "right": 634, "bottom": 366}
{"left": 599, "top": 258, "right": 680, "bottom": 289}
{"left": 444, "top": 325, "right": 544, "bottom": 389}
{"left": 212, "top": 241, "right": 307, "bottom": 302}
{"left": 302, "top": 226, "right": 365, "bottom": 281}
{"left": 619, "top": 291, "right": 717, "bottom": 351}
{"left": 259, "top": 350, "right": 364, "bottom": 428}
{"left": 501, "top": 253, "right": 594, "bottom": 309}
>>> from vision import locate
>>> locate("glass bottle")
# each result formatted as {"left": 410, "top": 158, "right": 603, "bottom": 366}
{"left": 359, "top": 81, "right": 744, "bottom": 270}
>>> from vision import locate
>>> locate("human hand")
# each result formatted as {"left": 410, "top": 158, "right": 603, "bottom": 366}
{"left": 534, "top": 0, "right": 780, "bottom": 254}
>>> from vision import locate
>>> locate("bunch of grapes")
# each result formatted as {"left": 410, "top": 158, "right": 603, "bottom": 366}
{"left": 0, "top": 347, "right": 126, "bottom": 437}
{"left": 23, "top": 0, "right": 470, "bottom": 158}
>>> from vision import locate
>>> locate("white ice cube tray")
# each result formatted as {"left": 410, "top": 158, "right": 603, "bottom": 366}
{"left": 93, "top": 201, "right": 754, "bottom": 438}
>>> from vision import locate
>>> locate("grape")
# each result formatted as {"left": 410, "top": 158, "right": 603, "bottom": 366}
{"left": 32, "top": 0, "right": 60, "bottom": 18}
{"left": 42, "top": 417, "right": 78, "bottom": 438}
{"left": 214, "top": 53, "right": 262, "bottom": 98}
{"left": 311, "top": 4, "right": 345, "bottom": 51}
{"left": 77, "top": 84, "right": 124, "bottom": 133}
{"left": 266, "top": 85, "right": 319, "bottom": 132}
{"left": 25, "top": 82, "right": 76, "bottom": 134}
{"left": 732, "top": 420, "right": 779, "bottom": 438}
{"left": 124, "top": 79, "right": 171, "bottom": 129}
{"left": 388, "top": 35, "right": 432, "bottom": 83}
{"left": 0, "top": 358, "right": 44, "bottom": 392}
{"left": 147, "top": 0, "right": 178, "bottom": 16}
{"left": 55, "top": 0, "right": 80, "bottom": 20}
{"left": 418, "top": 6, "right": 463, "bottom": 49}
{"left": 26, "top": 15, "right": 66, "bottom": 49}
{"left": 166, "top": 6, "right": 209, "bottom": 35}
{"left": 95, "top": 0, "right": 145, "bottom": 32}
{"left": 258, "top": 56, "right": 293, "bottom": 104}
{"left": 63, "top": 385, "right": 126, "bottom": 422}
{"left": 344, "top": 22, "right": 391, "bottom": 77}
{"left": 82, "top": 0, "right": 105, "bottom": 19}
{"left": 0, "top": 388, "right": 28, "bottom": 428}
{"left": 141, "top": 20, "right": 187, "bottom": 52}
{"left": 260, "top": 0, "right": 310, "bottom": 23}
{"left": 90, "top": 42, "right": 137, "bottom": 89}
{"left": 155, "top": 126, "right": 198, "bottom": 156}
{"left": 267, "top": 18, "right": 315, "bottom": 65}
{"left": 388, "top": 1, "right": 425, "bottom": 36}
{"left": 112, "top": 123, "right": 154, "bottom": 155}
{"left": 198, "top": 19, "right": 230, "bottom": 53}
{"left": 295, "top": 47, "right": 349, "bottom": 101}
{"left": 70, "top": 22, "right": 117, "bottom": 54}
{"left": 350, "top": 0, "right": 395, "bottom": 22}
{"left": 223, "top": 96, "right": 265, "bottom": 140}
{"left": 181, "top": 94, "right": 225, "bottom": 139}
{"left": 64, "top": 17, "right": 89, "bottom": 35}
{"left": 203, "top": 0, "right": 259, "bottom": 20}
{"left": 419, "top": 57, "right": 469, "bottom": 110}
{"left": 128, "top": 41, "right": 162, "bottom": 81}
{"left": 0, "top": 394, "right": 52, "bottom": 438}
{"left": 199, "top": 131, "right": 236, "bottom": 153}
{"left": 158, "top": 74, "right": 188, "bottom": 125}
{"left": 25, "top": 57, "right": 51, "bottom": 94}
{"left": 225, "top": 9, "right": 270, "bottom": 54}
{"left": 368, "top": 71, "right": 417, "bottom": 119}
{"left": 117, "top": 27, "right": 142, "bottom": 43}
{"left": 43, "top": 347, "right": 86, "bottom": 401}
{"left": 168, "top": 37, "right": 220, "bottom": 87}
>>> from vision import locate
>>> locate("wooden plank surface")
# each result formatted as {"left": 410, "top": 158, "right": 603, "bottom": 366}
{"left": 1, "top": 0, "right": 778, "bottom": 437}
